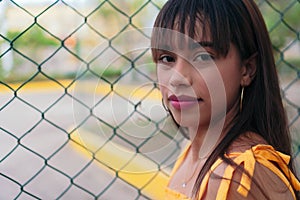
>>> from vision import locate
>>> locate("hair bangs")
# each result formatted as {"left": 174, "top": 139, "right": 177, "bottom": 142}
{"left": 151, "top": 0, "right": 233, "bottom": 62}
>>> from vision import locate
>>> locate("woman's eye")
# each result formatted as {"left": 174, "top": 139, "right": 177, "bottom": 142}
{"left": 158, "top": 55, "right": 175, "bottom": 63}
{"left": 195, "top": 53, "right": 213, "bottom": 62}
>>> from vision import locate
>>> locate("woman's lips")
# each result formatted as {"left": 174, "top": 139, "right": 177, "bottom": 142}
{"left": 168, "top": 95, "right": 202, "bottom": 110}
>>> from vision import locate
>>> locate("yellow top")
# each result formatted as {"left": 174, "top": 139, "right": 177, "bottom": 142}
{"left": 165, "top": 144, "right": 300, "bottom": 199}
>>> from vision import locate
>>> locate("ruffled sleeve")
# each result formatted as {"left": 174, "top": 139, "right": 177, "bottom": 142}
{"left": 198, "top": 144, "right": 300, "bottom": 200}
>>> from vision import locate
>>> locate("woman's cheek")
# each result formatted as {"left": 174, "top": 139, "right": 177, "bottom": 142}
{"left": 157, "top": 68, "right": 171, "bottom": 94}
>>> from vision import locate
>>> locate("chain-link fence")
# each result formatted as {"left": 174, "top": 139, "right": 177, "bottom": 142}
{"left": 0, "top": 0, "right": 299, "bottom": 199}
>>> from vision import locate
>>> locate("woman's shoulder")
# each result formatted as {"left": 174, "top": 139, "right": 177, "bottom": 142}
{"left": 203, "top": 132, "right": 300, "bottom": 199}
{"left": 226, "top": 131, "right": 268, "bottom": 154}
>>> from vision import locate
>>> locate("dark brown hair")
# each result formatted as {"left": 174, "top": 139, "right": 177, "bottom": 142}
{"left": 151, "top": 0, "right": 298, "bottom": 198}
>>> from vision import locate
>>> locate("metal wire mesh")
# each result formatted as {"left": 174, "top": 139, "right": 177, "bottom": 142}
{"left": 0, "top": 0, "right": 299, "bottom": 199}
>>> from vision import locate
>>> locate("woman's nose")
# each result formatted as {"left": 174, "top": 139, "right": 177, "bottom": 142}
{"left": 169, "top": 58, "right": 193, "bottom": 87}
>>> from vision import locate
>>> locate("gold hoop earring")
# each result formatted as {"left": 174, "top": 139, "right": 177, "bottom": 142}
{"left": 162, "top": 99, "right": 169, "bottom": 112}
{"left": 240, "top": 87, "right": 244, "bottom": 112}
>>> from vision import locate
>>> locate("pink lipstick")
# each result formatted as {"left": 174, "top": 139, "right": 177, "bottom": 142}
{"left": 168, "top": 95, "right": 202, "bottom": 110}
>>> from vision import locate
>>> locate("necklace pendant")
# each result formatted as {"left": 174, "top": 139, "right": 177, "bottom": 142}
{"left": 182, "top": 183, "right": 187, "bottom": 188}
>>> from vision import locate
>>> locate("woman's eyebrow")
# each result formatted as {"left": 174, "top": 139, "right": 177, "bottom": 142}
{"left": 156, "top": 41, "right": 214, "bottom": 52}
{"left": 189, "top": 41, "right": 214, "bottom": 50}
{"left": 156, "top": 44, "right": 173, "bottom": 52}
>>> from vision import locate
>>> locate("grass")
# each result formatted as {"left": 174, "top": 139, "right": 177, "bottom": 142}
{"left": 0, "top": 66, "right": 123, "bottom": 83}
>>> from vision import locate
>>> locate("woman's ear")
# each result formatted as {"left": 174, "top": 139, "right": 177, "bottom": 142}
{"left": 241, "top": 53, "right": 257, "bottom": 86}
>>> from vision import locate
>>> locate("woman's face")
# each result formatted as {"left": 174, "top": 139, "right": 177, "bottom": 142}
{"left": 156, "top": 28, "right": 243, "bottom": 133}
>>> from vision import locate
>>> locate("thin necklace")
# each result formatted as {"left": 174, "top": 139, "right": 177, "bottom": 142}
{"left": 181, "top": 155, "right": 207, "bottom": 188}
{"left": 182, "top": 163, "right": 200, "bottom": 188}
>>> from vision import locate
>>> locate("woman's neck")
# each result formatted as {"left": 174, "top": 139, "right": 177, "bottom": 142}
{"left": 188, "top": 99, "right": 240, "bottom": 161}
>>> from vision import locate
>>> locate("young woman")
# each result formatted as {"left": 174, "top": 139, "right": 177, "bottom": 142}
{"left": 151, "top": 0, "right": 300, "bottom": 199}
